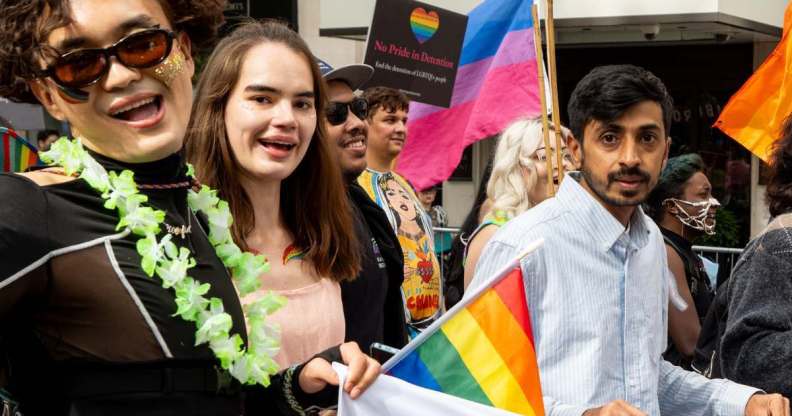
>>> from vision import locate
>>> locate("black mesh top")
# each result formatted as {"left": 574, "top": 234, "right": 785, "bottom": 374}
{"left": 0, "top": 151, "right": 249, "bottom": 414}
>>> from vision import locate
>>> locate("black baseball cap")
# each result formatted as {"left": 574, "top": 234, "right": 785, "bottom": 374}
{"left": 317, "top": 58, "right": 374, "bottom": 91}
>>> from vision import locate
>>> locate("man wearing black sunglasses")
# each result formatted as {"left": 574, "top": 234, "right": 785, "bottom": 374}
{"left": 319, "top": 60, "right": 372, "bottom": 183}
{"left": 319, "top": 60, "right": 408, "bottom": 357}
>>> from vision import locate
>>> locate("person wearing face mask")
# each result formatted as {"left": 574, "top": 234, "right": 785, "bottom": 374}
{"left": 645, "top": 153, "right": 718, "bottom": 370}
{"left": 463, "top": 117, "right": 576, "bottom": 289}
{"left": 0, "top": 3, "right": 378, "bottom": 415}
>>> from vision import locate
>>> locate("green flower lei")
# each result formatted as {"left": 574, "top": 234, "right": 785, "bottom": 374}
{"left": 40, "top": 138, "right": 286, "bottom": 386}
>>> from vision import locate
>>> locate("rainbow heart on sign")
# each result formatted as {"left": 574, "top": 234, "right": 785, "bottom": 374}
{"left": 410, "top": 8, "right": 440, "bottom": 44}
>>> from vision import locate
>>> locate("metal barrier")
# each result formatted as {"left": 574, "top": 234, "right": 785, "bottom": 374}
{"left": 432, "top": 227, "right": 461, "bottom": 279}
{"left": 432, "top": 227, "right": 744, "bottom": 283}
{"left": 433, "top": 227, "right": 461, "bottom": 235}
{"left": 692, "top": 245, "right": 744, "bottom": 283}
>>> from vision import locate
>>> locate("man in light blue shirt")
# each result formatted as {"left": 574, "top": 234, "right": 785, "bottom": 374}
{"left": 469, "top": 65, "right": 789, "bottom": 416}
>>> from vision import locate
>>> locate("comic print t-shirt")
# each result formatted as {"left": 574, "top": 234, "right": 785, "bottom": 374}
{"left": 357, "top": 169, "right": 442, "bottom": 332}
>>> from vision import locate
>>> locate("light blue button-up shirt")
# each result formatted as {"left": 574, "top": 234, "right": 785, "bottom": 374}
{"left": 469, "top": 172, "right": 757, "bottom": 416}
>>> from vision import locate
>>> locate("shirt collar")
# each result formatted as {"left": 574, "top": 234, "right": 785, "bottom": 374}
{"left": 366, "top": 167, "right": 390, "bottom": 175}
{"left": 556, "top": 171, "right": 651, "bottom": 252}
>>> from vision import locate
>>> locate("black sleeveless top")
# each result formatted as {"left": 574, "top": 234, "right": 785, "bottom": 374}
{"left": 661, "top": 227, "right": 714, "bottom": 369}
{"left": 0, "top": 151, "right": 250, "bottom": 414}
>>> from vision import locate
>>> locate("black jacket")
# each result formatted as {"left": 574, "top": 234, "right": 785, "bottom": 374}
{"left": 343, "top": 183, "right": 408, "bottom": 351}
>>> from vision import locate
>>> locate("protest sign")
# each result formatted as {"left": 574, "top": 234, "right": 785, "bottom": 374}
{"left": 363, "top": 0, "right": 466, "bottom": 107}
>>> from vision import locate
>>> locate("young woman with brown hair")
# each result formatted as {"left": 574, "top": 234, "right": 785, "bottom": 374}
{"left": 185, "top": 20, "right": 362, "bottom": 373}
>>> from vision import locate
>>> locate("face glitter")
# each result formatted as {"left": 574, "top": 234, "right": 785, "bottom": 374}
{"left": 153, "top": 48, "right": 186, "bottom": 86}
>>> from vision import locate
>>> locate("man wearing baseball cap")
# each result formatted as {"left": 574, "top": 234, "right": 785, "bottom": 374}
{"left": 319, "top": 60, "right": 408, "bottom": 355}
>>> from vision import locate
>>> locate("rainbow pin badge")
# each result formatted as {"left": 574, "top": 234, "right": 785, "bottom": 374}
{"left": 410, "top": 7, "right": 440, "bottom": 44}
{"left": 282, "top": 243, "right": 305, "bottom": 265}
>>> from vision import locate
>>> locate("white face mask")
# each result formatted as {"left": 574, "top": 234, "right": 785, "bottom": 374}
{"left": 664, "top": 197, "right": 721, "bottom": 235}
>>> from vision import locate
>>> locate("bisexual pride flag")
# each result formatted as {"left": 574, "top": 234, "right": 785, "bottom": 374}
{"left": 396, "top": 0, "right": 541, "bottom": 191}
{"left": 1, "top": 127, "right": 39, "bottom": 173}
{"left": 383, "top": 239, "right": 545, "bottom": 416}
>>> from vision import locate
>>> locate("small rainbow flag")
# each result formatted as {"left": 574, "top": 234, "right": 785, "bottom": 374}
{"left": 384, "top": 239, "right": 545, "bottom": 416}
{"left": 1, "top": 127, "right": 39, "bottom": 173}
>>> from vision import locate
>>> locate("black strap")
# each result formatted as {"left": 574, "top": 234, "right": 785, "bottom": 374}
{"left": 287, "top": 346, "right": 342, "bottom": 412}
{"left": 62, "top": 364, "right": 240, "bottom": 398}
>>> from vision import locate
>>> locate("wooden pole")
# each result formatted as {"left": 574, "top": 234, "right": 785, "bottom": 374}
{"left": 531, "top": 4, "right": 555, "bottom": 197}
{"left": 545, "top": 0, "right": 565, "bottom": 185}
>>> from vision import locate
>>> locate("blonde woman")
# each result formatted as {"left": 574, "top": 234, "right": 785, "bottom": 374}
{"left": 463, "top": 118, "right": 576, "bottom": 288}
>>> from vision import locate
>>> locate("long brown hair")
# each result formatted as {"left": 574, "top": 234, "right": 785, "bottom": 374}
{"left": 185, "top": 20, "right": 360, "bottom": 281}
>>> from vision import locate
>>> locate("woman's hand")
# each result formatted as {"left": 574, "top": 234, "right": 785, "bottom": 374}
{"left": 298, "top": 341, "right": 381, "bottom": 399}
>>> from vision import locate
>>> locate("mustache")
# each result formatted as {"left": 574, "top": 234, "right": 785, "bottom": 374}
{"left": 607, "top": 167, "right": 651, "bottom": 183}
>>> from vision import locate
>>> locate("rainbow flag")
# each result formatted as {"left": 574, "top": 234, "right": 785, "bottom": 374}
{"left": 1, "top": 127, "right": 39, "bottom": 173}
{"left": 396, "top": 0, "right": 541, "bottom": 191}
{"left": 714, "top": 2, "right": 792, "bottom": 162}
{"left": 383, "top": 239, "right": 545, "bottom": 416}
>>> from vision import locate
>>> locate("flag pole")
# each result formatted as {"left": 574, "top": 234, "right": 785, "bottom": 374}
{"left": 381, "top": 238, "right": 545, "bottom": 372}
{"left": 531, "top": 4, "right": 555, "bottom": 197}
{"left": 546, "top": 0, "right": 566, "bottom": 184}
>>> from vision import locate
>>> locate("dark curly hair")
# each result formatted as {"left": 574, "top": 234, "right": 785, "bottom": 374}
{"left": 767, "top": 115, "right": 792, "bottom": 218}
{"left": 644, "top": 153, "right": 705, "bottom": 221}
{"left": 0, "top": 0, "right": 226, "bottom": 103}
{"left": 363, "top": 86, "right": 409, "bottom": 119}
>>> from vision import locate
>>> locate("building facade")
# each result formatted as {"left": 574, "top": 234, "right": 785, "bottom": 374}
{"left": 3, "top": 1, "right": 782, "bottom": 243}
{"left": 305, "top": 0, "right": 784, "bottom": 244}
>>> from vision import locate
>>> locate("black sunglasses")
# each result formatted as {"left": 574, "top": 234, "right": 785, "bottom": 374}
{"left": 36, "top": 28, "right": 175, "bottom": 89}
{"left": 326, "top": 97, "right": 368, "bottom": 126}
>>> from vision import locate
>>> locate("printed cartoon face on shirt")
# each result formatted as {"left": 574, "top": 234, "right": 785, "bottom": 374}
{"left": 368, "top": 172, "right": 440, "bottom": 323}
{"left": 384, "top": 178, "right": 419, "bottom": 227}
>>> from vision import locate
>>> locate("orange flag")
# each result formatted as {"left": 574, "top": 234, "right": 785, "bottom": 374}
{"left": 715, "top": 3, "right": 792, "bottom": 162}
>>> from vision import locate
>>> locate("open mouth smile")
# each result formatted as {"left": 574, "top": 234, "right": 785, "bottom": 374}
{"left": 108, "top": 94, "right": 165, "bottom": 128}
{"left": 257, "top": 137, "right": 298, "bottom": 159}
{"left": 344, "top": 139, "right": 366, "bottom": 150}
